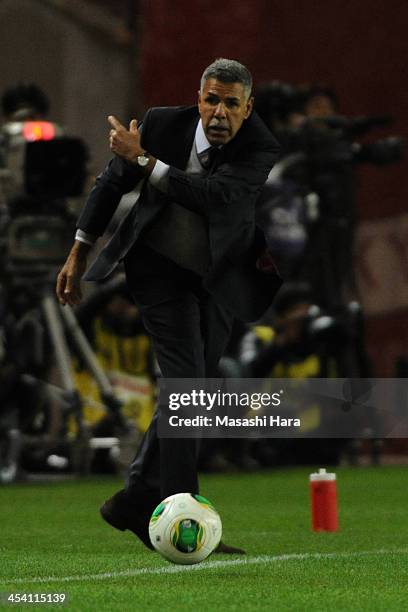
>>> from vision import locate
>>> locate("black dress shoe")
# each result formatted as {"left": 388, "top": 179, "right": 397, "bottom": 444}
{"left": 100, "top": 489, "right": 157, "bottom": 550}
{"left": 214, "top": 541, "right": 246, "bottom": 555}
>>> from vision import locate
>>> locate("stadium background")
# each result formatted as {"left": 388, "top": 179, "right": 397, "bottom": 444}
{"left": 1, "top": 0, "right": 408, "bottom": 376}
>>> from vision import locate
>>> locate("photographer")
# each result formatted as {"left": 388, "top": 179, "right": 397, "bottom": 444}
{"left": 0, "top": 83, "right": 50, "bottom": 481}
{"left": 246, "top": 283, "right": 339, "bottom": 377}
{"left": 255, "top": 81, "right": 403, "bottom": 310}
{"left": 303, "top": 84, "right": 339, "bottom": 119}
{"left": 0, "top": 83, "right": 89, "bottom": 479}
{"left": 1, "top": 83, "right": 51, "bottom": 240}
{"left": 1, "top": 82, "right": 50, "bottom": 123}
{"left": 241, "top": 282, "right": 348, "bottom": 466}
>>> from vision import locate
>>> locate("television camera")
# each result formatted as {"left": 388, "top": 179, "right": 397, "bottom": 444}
{"left": 0, "top": 119, "right": 87, "bottom": 279}
{"left": 256, "top": 90, "right": 404, "bottom": 308}
{"left": 0, "top": 121, "right": 126, "bottom": 482}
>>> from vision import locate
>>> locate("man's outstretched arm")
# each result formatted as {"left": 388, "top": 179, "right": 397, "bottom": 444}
{"left": 56, "top": 115, "right": 150, "bottom": 306}
{"left": 56, "top": 239, "right": 92, "bottom": 306}
{"left": 107, "top": 113, "right": 280, "bottom": 219}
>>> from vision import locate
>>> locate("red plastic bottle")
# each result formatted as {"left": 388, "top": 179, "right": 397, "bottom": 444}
{"left": 309, "top": 468, "right": 339, "bottom": 532}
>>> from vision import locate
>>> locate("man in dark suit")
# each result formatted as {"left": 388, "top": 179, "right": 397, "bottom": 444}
{"left": 56, "top": 58, "right": 281, "bottom": 554}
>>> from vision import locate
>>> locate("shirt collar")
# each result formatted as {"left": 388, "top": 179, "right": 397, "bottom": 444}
{"left": 195, "top": 119, "right": 212, "bottom": 154}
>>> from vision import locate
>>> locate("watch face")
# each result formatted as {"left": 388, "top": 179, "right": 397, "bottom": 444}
{"left": 138, "top": 155, "right": 149, "bottom": 167}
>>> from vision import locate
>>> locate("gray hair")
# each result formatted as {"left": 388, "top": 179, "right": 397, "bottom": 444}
{"left": 200, "top": 58, "right": 253, "bottom": 100}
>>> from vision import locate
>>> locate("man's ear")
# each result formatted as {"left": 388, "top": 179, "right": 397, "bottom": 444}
{"left": 245, "top": 96, "right": 254, "bottom": 119}
{"left": 197, "top": 90, "right": 202, "bottom": 107}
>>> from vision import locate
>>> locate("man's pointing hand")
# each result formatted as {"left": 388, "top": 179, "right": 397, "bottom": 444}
{"left": 108, "top": 114, "right": 143, "bottom": 163}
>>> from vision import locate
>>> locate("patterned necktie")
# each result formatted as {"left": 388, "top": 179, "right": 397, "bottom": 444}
{"left": 197, "top": 146, "right": 221, "bottom": 173}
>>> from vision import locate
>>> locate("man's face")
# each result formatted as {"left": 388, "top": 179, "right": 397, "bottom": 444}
{"left": 198, "top": 78, "right": 254, "bottom": 146}
{"left": 305, "top": 94, "right": 336, "bottom": 118}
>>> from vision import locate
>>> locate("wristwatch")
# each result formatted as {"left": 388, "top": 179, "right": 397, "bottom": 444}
{"left": 137, "top": 151, "right": 150, "bottom": 167}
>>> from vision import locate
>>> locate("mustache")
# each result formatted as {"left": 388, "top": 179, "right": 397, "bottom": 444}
{"left": 208, "top": 123, "right": 229, "bottom": 131}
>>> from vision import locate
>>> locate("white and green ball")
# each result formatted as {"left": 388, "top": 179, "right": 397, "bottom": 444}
{"left": 149, "top": 492, "right": 222, "bottom": 565}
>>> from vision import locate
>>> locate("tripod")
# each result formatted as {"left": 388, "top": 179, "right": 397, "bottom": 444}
{"left": 41, "top": 288, "right": 127, "bottom": 432}
{"left": 1, "top": 272, "right": 129, "bottom": 480}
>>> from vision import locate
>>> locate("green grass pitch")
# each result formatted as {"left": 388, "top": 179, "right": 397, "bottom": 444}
{"left": 1, "top": 466, "right": 408, "bottom": 611}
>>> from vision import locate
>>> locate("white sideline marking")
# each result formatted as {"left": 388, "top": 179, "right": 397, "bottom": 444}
{"left": 2, "top": 549, "right": 407, "bottom": 585}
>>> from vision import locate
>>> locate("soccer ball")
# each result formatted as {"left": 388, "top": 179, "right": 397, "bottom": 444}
{"left": 149, "top": 492, "right": 222, "bottom": 565}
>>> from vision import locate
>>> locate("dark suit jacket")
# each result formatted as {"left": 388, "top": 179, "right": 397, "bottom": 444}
{"left": 78, "top": 105, "right": 282, "bottom": 322}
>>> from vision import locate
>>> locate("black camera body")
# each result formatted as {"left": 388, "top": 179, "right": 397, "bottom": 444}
{"left": 275, "top": 116, "right": 404, "bottom": 171}
{"left": 0, "top": 121, "right": 88, "bottom": 277}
